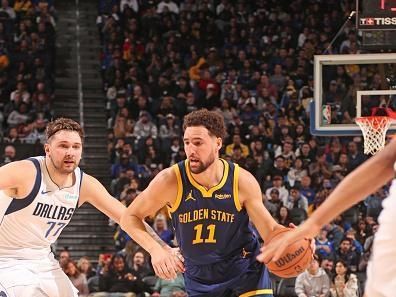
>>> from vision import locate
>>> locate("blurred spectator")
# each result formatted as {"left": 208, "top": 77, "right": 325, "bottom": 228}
{"left": 264, "top": 174, "right": 289, "bottom": 204}
{"left": 0, "top": 143, "right": 16, "bottom": 164}
{"left": 284, "top": 185, "right": 308, "bottom": 212}
{"left": 276, "top": 205, "right": 292, "bottom": 227}
{"left": 97, "top": 254, "right": 146, "bottom": 297}
{"left": 151, "top": 273, "right": 186, "bottom": 297}
{"left": 77, "top": 256, "right": 96, "bottom": 280}
{"left": 330, "top": 260, "right": 359, "bottom": 297}
{"left": 263, "top": 188, "right": 283, "bottom": 217}
{"left": 58, "top": 248, "right": 71, "bottom": 266}
{"left": 62, "top": 259, "right": 89, "bottom": 297}
{"left": 130, "top": 249, "right": 153, "bottom": 279}
{"left": 153, "top": 213, "right": 174, "bottom": 247}
{"left": 315, "top": 229, "right": 334, "bottom": 260}
{"left": 225, "top": 134, "right": 249, "bottom": 158}
{"left": 295, "top": 254, "right": 330, "bottom": 297}
{"left": 335, "top": 238, "right": 360, "bottom": 273}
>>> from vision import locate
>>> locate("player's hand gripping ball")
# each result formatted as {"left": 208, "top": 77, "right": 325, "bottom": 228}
{"left": 265, "top": 228, "right": 313, "bottom": 278}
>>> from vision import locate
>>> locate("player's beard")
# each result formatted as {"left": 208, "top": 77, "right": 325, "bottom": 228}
{"left": 49, "top": 154, "right": 77, "bottom": 174}
{"left": 189, "top": 154, "right": 216, "bottom": 174}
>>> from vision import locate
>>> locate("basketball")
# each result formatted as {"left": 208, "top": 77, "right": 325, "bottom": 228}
{"left": 265, "top": 228, "right": 313, "bottom": 278}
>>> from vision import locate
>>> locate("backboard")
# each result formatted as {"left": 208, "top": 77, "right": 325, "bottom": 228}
{"left": 311, "top": 53, "right": 396, "bottom": 136}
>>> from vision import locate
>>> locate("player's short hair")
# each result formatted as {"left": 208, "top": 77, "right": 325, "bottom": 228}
{"left": 183, "top": 109, "right": 226, "bottom": 139}
{"left": 46, "top": 118, "right": 84, "bottom": 142}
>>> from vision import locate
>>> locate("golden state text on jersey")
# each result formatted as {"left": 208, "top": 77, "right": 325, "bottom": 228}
{"left": 168, "top": 159, "right": 258, "bottom": 265}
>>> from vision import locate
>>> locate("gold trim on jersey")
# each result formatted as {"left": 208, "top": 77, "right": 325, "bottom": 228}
{"left": 168, "top": 164, "right": 183, "bottom": 213}
{"left": 239, "top": 289, "right": 273, "bottom": 297}
{"left": 185, "top": 158, "right": 229, "bottom": 198}
{"left": 233, "top": 164, "right": 242, "bottom": 211}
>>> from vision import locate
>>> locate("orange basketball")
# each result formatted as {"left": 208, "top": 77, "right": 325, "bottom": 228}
{"left": 265, "top": 227, "right": 313, "bottom": 278}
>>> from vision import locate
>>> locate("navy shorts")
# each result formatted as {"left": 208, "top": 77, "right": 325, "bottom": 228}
{"left": 184, "top": 257, "right": 273, "bottom": 297}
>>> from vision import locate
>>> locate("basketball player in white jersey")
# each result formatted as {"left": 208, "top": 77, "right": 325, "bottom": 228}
{"left": 258, "top": 138, "right": 396, "bottom": 297}
{"left": 0, "top": 118, "right": 183, "bottom": 297}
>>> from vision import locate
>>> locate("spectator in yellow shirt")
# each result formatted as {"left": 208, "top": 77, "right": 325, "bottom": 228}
{"left": 225, "top": 134, "right": 249, "bottom": 158}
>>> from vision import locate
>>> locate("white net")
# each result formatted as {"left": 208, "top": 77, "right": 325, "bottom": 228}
{"left": 355, "top": 116, "right": 393, "bottom": 155}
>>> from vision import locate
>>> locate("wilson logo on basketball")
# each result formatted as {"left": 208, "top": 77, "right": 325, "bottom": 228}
{"left": 214, "top": 193, "right": 231, "bottom": 200}
{"left": 274, "top": 246, "right": 306, "bottom": 268}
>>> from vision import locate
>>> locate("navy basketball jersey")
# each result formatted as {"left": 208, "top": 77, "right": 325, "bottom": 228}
{"left": 169, "top": 159, "right": 259, "bottom": 265}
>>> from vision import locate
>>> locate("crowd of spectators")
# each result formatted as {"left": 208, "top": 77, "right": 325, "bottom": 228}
{"left": 0, "top": 0, "right": 56, "bottom": 151}
{"left": 92, "top": 0, "right": 386, "bottom": 296}
{"left": 0, "top": 0, "right": 372, "bottom": 296}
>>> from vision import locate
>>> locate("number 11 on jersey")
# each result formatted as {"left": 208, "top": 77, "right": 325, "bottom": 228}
{"left": 192, "top": 224, "right": 217, "bottom": 244}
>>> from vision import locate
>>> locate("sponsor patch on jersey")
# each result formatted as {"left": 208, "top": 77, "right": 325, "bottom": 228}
{"left": 64, "top": 193, "right": 78, "bottom": 200}
{"left": 214, "top": 193, "right": 231, "bottom": 200}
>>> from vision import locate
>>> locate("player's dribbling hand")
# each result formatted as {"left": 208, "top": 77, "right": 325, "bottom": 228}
{"left": 257, "top": 223, "right": 317, "bottom": 264}
{"left": 150, "top": 246, "right": 185, "bottom": 280}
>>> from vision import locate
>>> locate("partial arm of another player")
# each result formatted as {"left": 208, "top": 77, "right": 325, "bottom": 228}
{"left": 120, "top": 168, "right": 184, "bottom": 280}
{"left": 238, "top": 167, "right": 283, "bottom": 241}
{"left": 258, "top": 138, "right": 396, "bottom": 263}
{"left": 79, "top": 174, "right": 177, "bottom": 254}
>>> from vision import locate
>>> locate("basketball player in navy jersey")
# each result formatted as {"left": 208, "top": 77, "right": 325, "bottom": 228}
{"left": 0, "top": 118, "right": 183, "bottom": 297}
{"left": 121, "top": 109, "right": 285, "bottom": 297}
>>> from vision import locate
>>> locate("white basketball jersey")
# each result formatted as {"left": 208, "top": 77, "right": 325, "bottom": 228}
{"left": 0, "top": 156, "right": 83, "bottom": 261}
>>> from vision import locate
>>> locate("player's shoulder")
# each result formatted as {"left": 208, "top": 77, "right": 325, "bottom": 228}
{"left": 236, "top": 165, "right": 257, "bottom": 185}
{"left": 151, "top": 166, "right": 178, "bottom": 185}
{"left": 2, "top": 159, "right": 37, "bottom": 174}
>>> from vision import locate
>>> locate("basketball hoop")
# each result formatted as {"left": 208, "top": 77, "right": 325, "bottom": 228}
{"left": 355, "top": 116, "right": 394, "bottom": 155}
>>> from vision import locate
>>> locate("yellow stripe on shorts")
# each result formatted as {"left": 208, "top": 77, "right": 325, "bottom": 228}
{"left": 239, "top": 289, "right": 273, "bottom": 297}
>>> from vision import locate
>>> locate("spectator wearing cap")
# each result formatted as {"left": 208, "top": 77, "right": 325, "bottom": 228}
{"left": 284, "top": 185, "right": 308, "bottom": 213}
{"left": 265, "top": 174, "right": 289, "bottom": 205}
{"left": 159, "top": 113, "right": 180, "bottom": 154}
{"left": 133, "top": 111, "right": 157, "bottom": 146}
{"left": 225, "top": 134, "right": 249, "bottom": 158}
{"left": 200, "top": 82, "right": 221, "bottom": 110}
{"left": 264, "top": 188, "right": 283, "bottom": 217}
{"left": 295, "top": 254, "right": 330, "bottom": 297}
{"left": 331, "top": 164, "right": 346, "bottom": 185}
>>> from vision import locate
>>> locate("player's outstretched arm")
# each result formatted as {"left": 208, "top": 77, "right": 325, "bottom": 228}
{"left": 79, "top": 174, "right": 126, "bottom": 224}
{"left": 79, "top": 174, "right": 180, "bottom": 262}
{"left": 120, "top": 167, "right": 184, "bottom": 280}
{"left": 238, "top": 167, "right": 283, "bottom": 241}
{"left": 258, "top": 137, "right": 396, "bottom": 263}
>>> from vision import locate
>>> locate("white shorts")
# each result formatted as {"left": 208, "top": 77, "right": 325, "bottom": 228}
{"left": 0, "top": 255, "right": 78, "bottom": 297}
{"left": 365, "top": 186, "right": 396, "bottom": 297}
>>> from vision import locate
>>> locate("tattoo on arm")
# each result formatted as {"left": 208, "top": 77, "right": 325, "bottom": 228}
{"left": 143, "top": 221, "right": 167, "bottom": 248}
